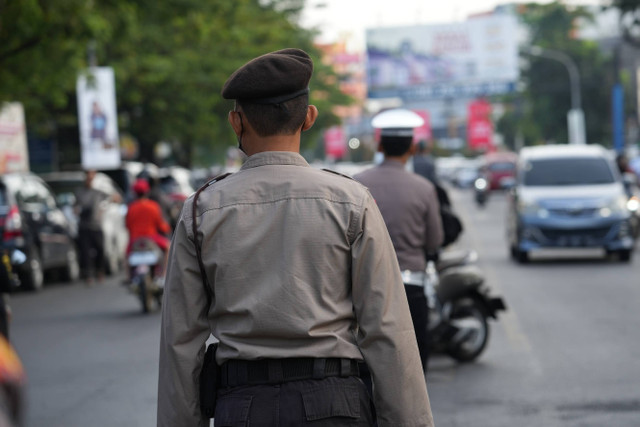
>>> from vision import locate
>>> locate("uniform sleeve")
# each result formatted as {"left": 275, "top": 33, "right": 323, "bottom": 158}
{"left": 157, "top": 201, "right": 210, "bottom": 427}
{"left": 423, "top": 183, "right": 444, "bottom": 254}
{"left": 351, "top": 192, "right": 435, "bottom": 427}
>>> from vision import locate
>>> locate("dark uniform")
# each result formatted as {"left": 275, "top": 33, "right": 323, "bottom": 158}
{"left": 157, "top": 50, "right": 434, "bottom": 426}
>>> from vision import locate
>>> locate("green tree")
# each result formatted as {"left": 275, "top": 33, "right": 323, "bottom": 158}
{"left": 496, "top": 2, "right": 614, "bottom": 148}
{"left": 605, "top": 0, "right": 640, "bottom": 47}
{"left": 0, "top": 0, "right": 351, "bottom": 168}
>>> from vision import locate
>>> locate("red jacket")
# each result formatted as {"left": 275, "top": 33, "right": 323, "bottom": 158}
{"left": 126, "top": 198, "right": 170, "bottom": 242}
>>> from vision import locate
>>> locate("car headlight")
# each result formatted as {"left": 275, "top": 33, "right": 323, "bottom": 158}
{"left": 474, "top": 178, "right": 488, "bottom": 191}
{"left": 599, "top": 196, "right": 629, "bottom": 217}
{"left": 628, "top": 196, "right": 640, "bottom": 213}
{"left": 518, "top": 199, "right": 549, "bottom": 217}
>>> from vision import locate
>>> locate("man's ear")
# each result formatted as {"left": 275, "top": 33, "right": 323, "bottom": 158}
{"left": 409, "top": 143, "right": 418, "bottom": 156}
{"left": 228, "top": 111, "right": 242, "bottom": 136}
{"left": 302, "top": 105, "right": 318, "bottom": 131}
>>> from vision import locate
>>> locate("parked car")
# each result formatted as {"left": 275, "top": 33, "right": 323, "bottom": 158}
{"left": 507, "top": 144, "right": 635, "bottom": 263}
{"left": 40, "top": 171, "right": 129, "bottom": 275}
{"left": 0, "top": 172, "right": 80, "bottom": 290}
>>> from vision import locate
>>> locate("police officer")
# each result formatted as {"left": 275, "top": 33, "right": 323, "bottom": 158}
{"left": 157, "top": 49, "right": 434, "bottom": 426}
{"left": 354, "top": 109, "right": 444, "bottom": 372}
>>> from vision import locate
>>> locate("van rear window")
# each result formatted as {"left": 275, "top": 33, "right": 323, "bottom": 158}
{"left": 523, "top": 157, "right": 615, "bottom": 186}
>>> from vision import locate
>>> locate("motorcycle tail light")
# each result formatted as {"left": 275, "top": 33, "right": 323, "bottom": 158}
{"left": 3, "top": 205, "right": 23, "bottom": 240}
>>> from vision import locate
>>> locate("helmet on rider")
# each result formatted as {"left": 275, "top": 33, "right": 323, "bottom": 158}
{"left": 133, "top": 178, "right": 150, "bottom": 196}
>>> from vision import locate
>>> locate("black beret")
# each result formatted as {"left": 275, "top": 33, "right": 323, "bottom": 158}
{"left": 221, "top": 48, "right": 313, "bottom": 104}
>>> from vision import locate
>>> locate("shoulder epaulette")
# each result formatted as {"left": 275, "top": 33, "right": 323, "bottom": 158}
{"left": 197, "top": 172, "right": 232, "bottom": 192}
{"left": 321, "top": 168, "right": 355, "bottom": 181}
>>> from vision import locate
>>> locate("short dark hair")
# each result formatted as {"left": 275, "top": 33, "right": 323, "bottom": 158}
{"left": 238, "top": 94, "right": 308, "bottom": 137}
{"left": 380, "top": 135, "right": 413, "bottom": 156}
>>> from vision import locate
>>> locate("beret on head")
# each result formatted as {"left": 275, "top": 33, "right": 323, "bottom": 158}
{"left": 221, "top": 48, "right": 313, "bottom": 104}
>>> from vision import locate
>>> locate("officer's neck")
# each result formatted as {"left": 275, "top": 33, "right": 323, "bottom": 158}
{"left": 243, "top": 133, "right": 301, "bottom": 156}
{"left": 384, "top": 152, "right": 412, "bottom": 165}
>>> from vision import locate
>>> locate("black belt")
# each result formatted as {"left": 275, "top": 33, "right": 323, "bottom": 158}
{"left": 219, "top": 358, "right": 360, "bottom": 387}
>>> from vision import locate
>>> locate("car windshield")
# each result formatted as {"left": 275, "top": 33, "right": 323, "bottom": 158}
{"left": 488, "top": 162, "right": 515, "bottom": 172}
{"left": 46, "top": 180, "right": 81, "bottom": 195}
{"left": 523, "top": 157, "right": 615, "bottom": 186}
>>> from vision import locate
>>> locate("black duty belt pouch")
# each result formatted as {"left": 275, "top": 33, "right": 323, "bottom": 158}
{"left": 199, "top": 342, "right": 220, "bottom": 419}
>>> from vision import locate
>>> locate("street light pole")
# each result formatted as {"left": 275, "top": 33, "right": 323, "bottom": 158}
{"left": 523, "top": 45, "right": 586, "bottom": 145}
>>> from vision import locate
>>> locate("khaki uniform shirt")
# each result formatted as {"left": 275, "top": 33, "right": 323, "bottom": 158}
{"left": 354, "top": 159, "right": 443, "bottom": 272}
{"left": 158, "top": 152, "right": 434, "bottom": 427}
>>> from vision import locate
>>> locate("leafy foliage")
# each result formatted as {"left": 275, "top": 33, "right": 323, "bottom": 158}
{"left": 0, "top": 0, "right": 351, "bottom": 167}
{"left": 604, "top": 0, "right": 640, "bottom": 47}
{"left": 496, "top": 2, "right": 614, "bottom": 148}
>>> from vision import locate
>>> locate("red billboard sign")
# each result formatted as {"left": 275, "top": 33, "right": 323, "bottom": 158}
{"left": 324, "top": 126, "right": 346, "bottom": 159}
{"left": 467, "top": 98, "right": 493, "bottom": 151}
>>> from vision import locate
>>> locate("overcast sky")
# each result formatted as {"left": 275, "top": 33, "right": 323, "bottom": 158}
{"left": 300, "top": 0, "right": 601, "bottom": 51}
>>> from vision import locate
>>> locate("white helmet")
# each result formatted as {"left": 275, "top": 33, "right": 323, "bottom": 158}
{"left": 372, "top": 108, "right": 424, "bottom": 137}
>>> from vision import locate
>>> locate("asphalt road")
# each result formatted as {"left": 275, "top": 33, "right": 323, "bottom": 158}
{"left": 8, "top": 185, "right": 640, "bottom": 426}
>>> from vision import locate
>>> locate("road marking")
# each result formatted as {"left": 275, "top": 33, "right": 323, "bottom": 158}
{"left": 449, "top": 187, "right": 543, "bottom": 375}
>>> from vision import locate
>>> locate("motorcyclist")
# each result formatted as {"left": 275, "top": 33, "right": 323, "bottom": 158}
{"left": 125, "top": 179, "right": 171, "bottom": 280}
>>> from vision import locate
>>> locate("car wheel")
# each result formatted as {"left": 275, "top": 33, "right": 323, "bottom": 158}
{"left": 20, "top": 250, "right": 44, "bottom": 292}
{"left": 618, "top": 250, "right": 632, "bottom": 263}
{"left": 516, "top": 249, "right": 530, "bottom": 264}
{"left": 510, "top": 245, "right": 529, "bottom": 264}
{"left": 60, "top": 247, "right": 80, "bottom": 283}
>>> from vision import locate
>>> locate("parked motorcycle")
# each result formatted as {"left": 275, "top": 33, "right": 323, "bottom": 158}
{"left": 127, "top": 238, "right": 164, "bottom": 313}
{"left": 411, "top": 249, "right": 506, "bottom": 362}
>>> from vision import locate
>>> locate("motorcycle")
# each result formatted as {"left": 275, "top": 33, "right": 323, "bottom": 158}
{"left": 473, "top": 176, "right": 489, "bottom": 208}
{"left": 405, "top": 249, "right": 506, "bottom": 362}
{"left": 127, "top": 238, "right": 164, "bottom": 313}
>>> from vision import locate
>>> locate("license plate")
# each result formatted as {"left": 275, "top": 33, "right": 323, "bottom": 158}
{"left": 128, "top": 251, "right": 159, "bottom": 266}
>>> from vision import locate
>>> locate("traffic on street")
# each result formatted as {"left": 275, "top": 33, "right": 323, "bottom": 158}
{"left": 7, "top": 184, "right": 640, "bottom": 427}
{"left": 3, "top": 1, "right": 640, "bottom": 426}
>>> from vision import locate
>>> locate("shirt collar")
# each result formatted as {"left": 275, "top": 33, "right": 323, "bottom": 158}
{"left": 380, "top": 158, "right": 406, "bottom": 169}
{"left": 240, "top": 151, "right": 310, "bottom": 170}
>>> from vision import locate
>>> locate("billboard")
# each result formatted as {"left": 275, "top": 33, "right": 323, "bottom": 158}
{"left": 467, "top": 98, "right": 494, "bottom": 151}
{"left": 366, "top": 15, "right": 519, "bottom": 100}
{"left": 324, "top": 126, "right": 346, "bottom": 159}
{"left": 0, "top": 102, "right": 29, "bottom": 173}
{"left": 77, "top": 67, "right": 121, "bottom": 170}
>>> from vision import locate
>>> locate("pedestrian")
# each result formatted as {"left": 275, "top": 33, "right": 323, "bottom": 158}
{"left": 412, "top": 139, "right": 439, "bottom": 185}
{"left": 157, "top": 49, "right": 434, "bottom": 426}
{"left": 75, "top": 170, "right": 112, "bottom": 284}
{"left": 354, "top": 109, "right": 444, "bottom": 373}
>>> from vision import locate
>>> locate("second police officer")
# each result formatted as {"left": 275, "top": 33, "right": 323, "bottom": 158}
{"left": 355, "top": 109, "right": 444, "bottom": 373}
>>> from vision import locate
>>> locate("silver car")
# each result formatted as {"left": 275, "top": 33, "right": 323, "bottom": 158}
{"left": 507, "top": 144, "right": 635, "bottom": 263}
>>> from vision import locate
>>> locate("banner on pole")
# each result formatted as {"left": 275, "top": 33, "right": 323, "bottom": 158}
{"left": 77, "top": 67, "right": 121, "bottom": 170}
{"left": 0, "top": 102, "right": 29, "bottom": 173}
